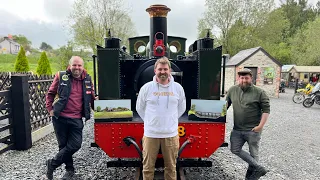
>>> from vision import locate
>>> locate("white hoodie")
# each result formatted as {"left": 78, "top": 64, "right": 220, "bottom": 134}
{"left": 136, "top": 75, "right": 186, "bottom": 138}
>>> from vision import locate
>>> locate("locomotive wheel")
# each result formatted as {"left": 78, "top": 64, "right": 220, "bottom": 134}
{"left": 292, "top": 93, "right": 305, "bottom": 104}
{"left": 302, "top": 98, "right": 314, "bottom": 108}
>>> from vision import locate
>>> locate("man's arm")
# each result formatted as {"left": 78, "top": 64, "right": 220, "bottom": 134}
{"left": 46, "top": 72, "right": 59, "bottom": 116}
{"left": 252, "top": 90, "right": 270, "bottom": 132}
{"left": 136, "top": 85, "right": 147, "bottom": 121}
{"left": 178, "top": 86, "right": 186, "bottom": 118}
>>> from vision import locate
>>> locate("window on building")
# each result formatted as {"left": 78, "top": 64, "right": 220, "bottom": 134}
{"left": 304, "top": 73, "right": 308, "bottom": 79}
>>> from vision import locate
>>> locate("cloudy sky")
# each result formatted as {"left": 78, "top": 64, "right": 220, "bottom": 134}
{"left": 0, "top": 0, "right": 318, "bottom": 50}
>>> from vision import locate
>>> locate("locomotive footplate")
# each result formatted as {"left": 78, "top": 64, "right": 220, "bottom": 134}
{"left": 107, "top": 158, "right": 212, "bottom": 168}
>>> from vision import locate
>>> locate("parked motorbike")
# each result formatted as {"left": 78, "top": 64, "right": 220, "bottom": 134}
{"left": 292, "top": 82, "right": 314, "bottom": 104}
{"left": 302, "top": 83, "right": 320, "bottom": 108}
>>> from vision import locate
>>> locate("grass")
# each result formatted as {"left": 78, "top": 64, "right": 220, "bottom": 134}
{"left": 0, "top": 54, "right": 94, "bottom": 76}
{"left": 94, "top": 111, "right": 133, "bottom": 119}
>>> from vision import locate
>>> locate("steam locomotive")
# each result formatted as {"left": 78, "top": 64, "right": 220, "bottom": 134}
{"left": 91, "top": 4, "right": 228, "bottom": 179}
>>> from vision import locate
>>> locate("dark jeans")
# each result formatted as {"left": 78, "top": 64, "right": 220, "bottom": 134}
{"left": 230, "top": 129, "right": 261, "bottom": 168}
{"left": 51, "top": 116, "right": 84, "bottom": 171}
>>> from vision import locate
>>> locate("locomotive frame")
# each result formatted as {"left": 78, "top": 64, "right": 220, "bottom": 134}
{"left": 90, "top": 4, "right": 228, "bottom": 179}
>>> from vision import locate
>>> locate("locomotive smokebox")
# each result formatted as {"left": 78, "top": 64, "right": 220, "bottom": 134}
{"left": 146, "top": 4, "right": 171, "bottom": 58}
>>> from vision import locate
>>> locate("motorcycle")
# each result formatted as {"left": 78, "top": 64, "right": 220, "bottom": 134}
{"left": 292, "top": 82, "right": 314, "bottom": 104}
{"left": 302, "top": 83, "right": 320, "bottom": 108}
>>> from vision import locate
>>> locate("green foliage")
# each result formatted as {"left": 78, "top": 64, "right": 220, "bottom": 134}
{"left": 36, "top": 51, "right": 52, "bottom": 75}
{"left": 290, "top": 17, "right": 320, "bottom": 65}
{"left": 96, "top": 106, "right": 101, "bottom": 112}
{"left": 40, "top": 42, "right": 53, "bottom": 51}
{"left": 68, "top": 0, "right": 137, "bottom": 52}
{"left": 280, "top": 0, "right": 317, "bottom": 37}
{"left": 12, "top": 34, "right": 32, "bottom": 52}
{"left": 14, "top": 46, "right": 30, "bottom": 72}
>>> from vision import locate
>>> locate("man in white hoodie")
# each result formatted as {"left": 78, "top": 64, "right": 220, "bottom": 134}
{"left": 136, "top": 57, "right": 186, "bottom": 180}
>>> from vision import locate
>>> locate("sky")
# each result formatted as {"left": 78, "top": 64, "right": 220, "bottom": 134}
{"left": 0, "top": 0, "right": 318, "bottom": 51}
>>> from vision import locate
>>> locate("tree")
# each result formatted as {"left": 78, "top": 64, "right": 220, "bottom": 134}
{"left": 67, "top": 0, "right": 137, "bottom": 53}
{"left": 14, "top": 46, "right": 30, "bottom": 72}
{"left": 36, "top": 51, "right": 52, "bottom": 75}
{"left": 56, "top": 41, "right": 74, "bottom": 70}
{"left": 199, "top": 0, "right": 274, "bottom": 54}
{"left": 40, "top": 42, "right": 53, "bottom": 51}
{"left": 12, "top": 35, "right": 32, "bottom": 52}
{"left": 290, "top": 17, "right": 320, "bottom": 65}
{"left": 280, "top": 0, "right": 317, "bottom": 37}
{"left": 254, "top": 8, "right": 291, "bottom": 64}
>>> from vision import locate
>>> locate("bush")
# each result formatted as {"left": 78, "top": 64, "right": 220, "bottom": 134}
{"left": 14, "top": 46, "right": 30, "bottom": 72}
{"left": 36, "top": 51, "right": 52, "bottom": 75}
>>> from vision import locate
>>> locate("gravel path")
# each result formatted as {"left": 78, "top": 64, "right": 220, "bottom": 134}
{"left": 0, "top": 88, "right": 320, "bottom": 180}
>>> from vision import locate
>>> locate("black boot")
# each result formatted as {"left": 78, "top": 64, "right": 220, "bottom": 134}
{"left": 245, "top": 165, "right": 254, "bottom": 180}
{"left": 46, "top": 159, "right": 55, "bottom": 180}
{"left": 248, "top": 166, "right": 268, "bottom": 180}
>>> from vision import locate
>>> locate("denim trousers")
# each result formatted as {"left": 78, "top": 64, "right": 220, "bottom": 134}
{"left": 230, "top": 129, "right": 261, "bottom": 168}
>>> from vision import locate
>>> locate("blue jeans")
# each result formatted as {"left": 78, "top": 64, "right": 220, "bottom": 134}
{"left": 230, "top": 129, "right": 261, "bottom": 168}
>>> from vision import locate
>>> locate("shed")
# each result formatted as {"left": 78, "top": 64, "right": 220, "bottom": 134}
{"left": 289, "top": 66, "right": 320, "bottom": 83}
{"left": 224, "top": 46, "right": 282, "bottom": 98}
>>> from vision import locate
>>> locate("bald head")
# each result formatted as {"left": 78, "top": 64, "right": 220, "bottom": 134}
{"left": 69, "top": 56, "right": 84, "bottom": 66}
{"left": 69, "top": 56, "right": 84, "bottom": 78}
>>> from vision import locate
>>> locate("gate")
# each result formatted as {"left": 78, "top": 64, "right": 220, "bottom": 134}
{"left": 0, "top": 89, "right": 14, "bottom": 154}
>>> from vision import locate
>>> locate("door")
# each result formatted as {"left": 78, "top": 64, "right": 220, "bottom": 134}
{"left": 244, "top": 67, "right": 257, "bottom": 85}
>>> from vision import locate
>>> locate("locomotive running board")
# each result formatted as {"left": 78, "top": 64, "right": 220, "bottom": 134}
{"left": 107, "top": 158, "right": 212, "bottom": 168}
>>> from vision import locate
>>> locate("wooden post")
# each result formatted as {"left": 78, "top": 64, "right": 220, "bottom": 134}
{"left": 11, "top": 74, "right": 32, "bottom": 150}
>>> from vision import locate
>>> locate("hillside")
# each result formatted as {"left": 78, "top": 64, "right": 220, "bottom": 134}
{"left": 0, "top": 53, "right": 94, "bottom": 76}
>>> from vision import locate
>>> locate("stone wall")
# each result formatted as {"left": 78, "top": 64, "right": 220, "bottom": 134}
{"left": 223, "top": 50, "right": 281, "bottom": 98}
{"left": 238, "top": 50, "right": 281, "bottom": 98}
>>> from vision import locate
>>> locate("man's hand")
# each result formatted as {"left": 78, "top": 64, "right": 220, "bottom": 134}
{"left": 50, "top": 110, "right": 54, "bottom": 117}
{"left": 252, "top": 125, "right": 263, "bottom": 132}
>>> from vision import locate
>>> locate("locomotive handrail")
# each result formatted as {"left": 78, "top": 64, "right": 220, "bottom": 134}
{"left": 123, "top": 136, "right": 143, "bottom": 160}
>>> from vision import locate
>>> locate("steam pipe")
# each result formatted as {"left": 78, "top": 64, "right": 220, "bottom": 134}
{"left": 178, "top": 139, "right": 191, "bottom": 158}
{"left": 123, "top": 136, "right": 143, "bottom": 160}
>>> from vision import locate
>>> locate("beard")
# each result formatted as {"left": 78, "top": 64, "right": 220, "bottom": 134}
{"left": 72, "top": 69, "right": 82, "bottom": 77}
{"left": 158, "top": 73, "right": 168, "bottom": 80}
{"left": 239, "top": 82, "right": 251, "bottom": 88}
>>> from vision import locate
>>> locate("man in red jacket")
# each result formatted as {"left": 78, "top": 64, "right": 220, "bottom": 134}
{"left": 45, "top": 56, "right": 95, "bottom": 180}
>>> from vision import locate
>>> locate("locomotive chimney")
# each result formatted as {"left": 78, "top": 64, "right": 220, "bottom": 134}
{"left": 146, "top": 4, "right": 171, "bottom": 58}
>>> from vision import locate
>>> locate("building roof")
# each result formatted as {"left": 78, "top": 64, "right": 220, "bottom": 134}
{"left": 281, "top": 64, "right": 296, "bottom": 73}
{"left": 292, "top": 66, "right": 320, "bottom": 73}
{"left": 0, "top": 38, "right": 20, "bottom": 46}
{"left": 226, "top": 46, "right": 282, "bottom": 67}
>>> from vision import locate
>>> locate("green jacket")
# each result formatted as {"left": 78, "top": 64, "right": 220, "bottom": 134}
{"left": 226, "top": 84, "right": 270, "bottom": 131}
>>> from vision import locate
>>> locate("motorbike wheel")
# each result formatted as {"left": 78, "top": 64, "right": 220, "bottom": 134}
{"left": 302, "top": 98, "right": 314, "bottom": 108}
{"left": 292, "top": 93, "right": 305, "bottom": 104}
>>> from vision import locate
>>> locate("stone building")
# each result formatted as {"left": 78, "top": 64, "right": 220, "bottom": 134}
{"left": 224, "top": 46, "right": 282, "bottom": 98}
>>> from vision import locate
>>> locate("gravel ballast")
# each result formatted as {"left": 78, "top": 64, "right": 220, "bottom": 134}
{"left": 0, "top": 88, "right": 320, "bottom": 180}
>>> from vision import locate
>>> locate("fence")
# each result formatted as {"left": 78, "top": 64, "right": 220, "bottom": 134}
{"left": 0, "top": 89, "right": 14, "bottom": 154}
{"left": 0, "top": 73, "right": 54, "bottom": 154}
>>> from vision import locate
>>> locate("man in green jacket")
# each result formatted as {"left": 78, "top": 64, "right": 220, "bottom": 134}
{"left": 226, "top": 68, "right": 269, "bottom": 180}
